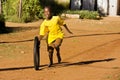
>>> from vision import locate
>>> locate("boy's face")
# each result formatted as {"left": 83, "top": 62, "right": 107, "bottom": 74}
{"left": 44, "top": 7, "right": 52, "bottom": 20}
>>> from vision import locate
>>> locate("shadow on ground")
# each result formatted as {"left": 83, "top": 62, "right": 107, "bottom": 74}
{"left": 0, "top": 32, "right": 120, "bottom": 44}
{"left": 64, "top": 32, "right": 120, "bottom": 39}
{"left": 4, "top": 26, "right": 38, "bottom": 33}
{"left": 0, "top": 58, "right": 117, "bottom": 71}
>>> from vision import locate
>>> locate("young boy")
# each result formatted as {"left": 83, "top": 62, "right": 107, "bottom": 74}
{"left": 38, "top": 6, "right": 73, "bottom": 67}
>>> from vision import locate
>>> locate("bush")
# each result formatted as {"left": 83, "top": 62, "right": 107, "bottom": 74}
{"left": 2, "top": 0, "right": 67, "bottom": 22}
{"left": 2, "top": 0, "right": 19, "bottom": 22}
{"left": 79, "top": 10, "right": 100, "bottom": 19}
{"left": 21, "top": 0, "right": 43, "bottom": 22}
{"left": 2, "top": 0, "right": 43, "bottom": 23}
{"left": 0, "top": 14, "right": 6, "bottom": 33}
{"left": 65, "top": 10, "right": 100, "bottom": 20}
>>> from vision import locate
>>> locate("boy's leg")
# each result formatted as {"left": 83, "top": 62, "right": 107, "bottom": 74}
{"left": 47, "top": 46, "right": 54, "bottom": 67}
{"left": 49, "top": 38, "right": 62, "bottom": 63}
{"left": 55, "top": 47, "right": 61, "bottom": 63}
{"left": 55, "top": 38, "right": 62, "bottom": 63}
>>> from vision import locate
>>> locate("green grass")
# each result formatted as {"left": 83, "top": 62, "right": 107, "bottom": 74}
{"left": 64, "top": 10, "right": 100, "bottom": 20}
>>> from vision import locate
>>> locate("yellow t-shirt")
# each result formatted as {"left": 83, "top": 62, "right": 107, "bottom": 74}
{"left": 39, "top": 16, "right": 65, "bottom": 44}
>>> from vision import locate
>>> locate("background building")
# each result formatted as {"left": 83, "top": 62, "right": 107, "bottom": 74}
{"left": 69, "top": 0, "right": 120, "bottom": 16}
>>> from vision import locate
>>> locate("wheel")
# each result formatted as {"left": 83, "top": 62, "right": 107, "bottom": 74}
{"left": 33, "top": 36, "right": 40, "bottom": 70}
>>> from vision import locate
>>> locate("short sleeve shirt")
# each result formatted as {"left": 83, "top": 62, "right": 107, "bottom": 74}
{"left": 39, "top": 16, "right": 65, "bottom": 44}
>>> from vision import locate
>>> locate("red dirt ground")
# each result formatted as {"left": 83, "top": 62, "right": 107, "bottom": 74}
{"left": 0, "top": 16, "right": 120, "bottom": 80}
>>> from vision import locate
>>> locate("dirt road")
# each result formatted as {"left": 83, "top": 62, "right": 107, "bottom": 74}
{"left": 0, "top": 17, "right": 120, "bottom": 80}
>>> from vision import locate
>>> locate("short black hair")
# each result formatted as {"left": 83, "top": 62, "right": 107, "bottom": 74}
{"left": 44, "top": 6, "right": 52, "bottom": 13}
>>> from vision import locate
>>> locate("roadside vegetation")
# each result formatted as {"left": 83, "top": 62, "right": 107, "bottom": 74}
{"left": 0, "top": 0, "right": 101, "bottom": 34}
{"left": 64, "top": 10, "right": 100, "bottom": 20}
{"left": 1, "top": 0, "right": 100, "bottom": 23}
{"left": 2, "top": 0, "right": 43, "bottom": 23}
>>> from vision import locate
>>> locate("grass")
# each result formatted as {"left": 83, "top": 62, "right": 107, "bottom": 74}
{"left": 64, "top": 10, "right": 100, "bottom": 20}
{"left": 0, "top": 43, "right": 28, "bottom": 59}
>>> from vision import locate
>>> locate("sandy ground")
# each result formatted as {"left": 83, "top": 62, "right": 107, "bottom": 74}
{"left": 0, "top": 16, "right": 120, "bottom": 80}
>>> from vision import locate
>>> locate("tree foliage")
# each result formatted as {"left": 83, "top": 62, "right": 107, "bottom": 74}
{"left": 2, "top": 0, "right": 43, "bottom": 22}
{"left": 1, "top": 0, "right": 67, "bottom": 23}
{"left": 22, "top": 0, "right": 43, "bottom": 22}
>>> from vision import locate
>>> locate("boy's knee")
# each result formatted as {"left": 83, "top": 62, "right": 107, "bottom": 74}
{"left": 54, "top": 39, "right": 62, "bottom": 48}
{"left": 48, "top": 46, "right": 54, "bottom": 53}
{"left": 53, "top": 44, "right": 59, "bottom": 48}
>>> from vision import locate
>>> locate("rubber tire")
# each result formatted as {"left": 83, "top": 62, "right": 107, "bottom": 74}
{"left": 33, "top": 36, "right": 40, "bottom": 70}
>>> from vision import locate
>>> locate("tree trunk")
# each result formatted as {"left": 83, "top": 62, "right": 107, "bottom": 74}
{"left": 0, "top": 0, "right": 2, "bottom": 14}
{"left": 19, "top": 0, "right": 22, "bottom": 18}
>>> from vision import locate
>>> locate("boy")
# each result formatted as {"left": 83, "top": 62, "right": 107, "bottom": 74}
{"left": 38, "top": 6, "right": 73, "bottom": 67}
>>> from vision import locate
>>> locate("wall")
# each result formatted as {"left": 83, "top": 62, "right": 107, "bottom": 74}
{"left": 70, "top": 0, "right": 81, "bottom": 10}
{"left": 109, "top": 0, "right": 118, "bottom": 16}
{"left": 97, "top": 0, "right": 108, "bottom": 16}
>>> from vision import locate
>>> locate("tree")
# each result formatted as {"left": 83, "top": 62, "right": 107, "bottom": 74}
{"left": 19, "top": 0, "right": 22, "bottom": 18}
{"left": 0, "top": 0, "right": 6, "bottom": 33}
{"left": 0, "top": 14, "right": 5, "bottom": 33}
{"left": 0, "top": 0, "right": 2, "bottom": 14}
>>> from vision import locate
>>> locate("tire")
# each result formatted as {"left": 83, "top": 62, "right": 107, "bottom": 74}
{"left": 33, "top": 36, "right": 40, "bottom": 70}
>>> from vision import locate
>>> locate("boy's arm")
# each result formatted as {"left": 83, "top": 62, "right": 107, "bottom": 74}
{"left": 58, "top": 16, "right": 73, "bottom": 34}
{"left": 38, "top": 21, "right": 46, "bottom": 41}
{"left": 63, "top": 24, "right": 73, "bottom": 34}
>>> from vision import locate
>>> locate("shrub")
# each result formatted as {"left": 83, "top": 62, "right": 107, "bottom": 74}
{"left": 2, "top": 0, "right": 67, "bottom": 22}
{"left": 64, "top": 10, "right": 100, "bottom": 20}
{"left": 79, "top": 10, "right": 100, "bottom": 19}
{"left": 21, "top": 0, "right": 43, "bottom": 22}
{"left": 2, "top": 0, "right": 43, "bottom": 23}
{"left": 2, "top": 0, "right": 19, "bottom": 22}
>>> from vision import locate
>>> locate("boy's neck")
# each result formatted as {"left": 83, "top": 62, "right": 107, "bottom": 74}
{"left": 46, "top": 16, "right": 53, "bottom": 20}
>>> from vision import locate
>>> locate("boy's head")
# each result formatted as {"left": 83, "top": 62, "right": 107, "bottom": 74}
{"left": 44, "top": 6, "right": 52, "bottom": 20}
